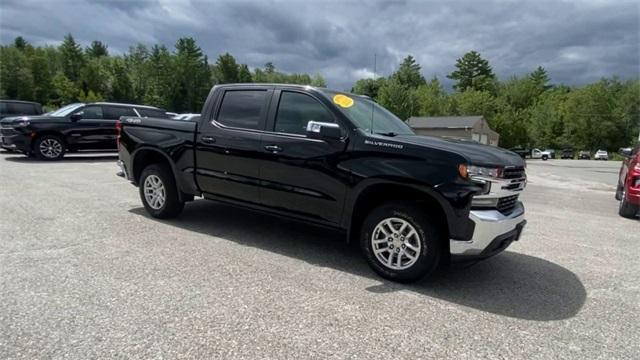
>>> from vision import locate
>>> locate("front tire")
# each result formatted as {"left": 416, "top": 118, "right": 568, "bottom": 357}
{"left": 360, "top": 202, "right": 442, "bottom": 282}
{"left": 34, "top": 135, "right": 65, "bottom": 160}
{"left": 139, "top": 164, "right": 184, "bottom": 219}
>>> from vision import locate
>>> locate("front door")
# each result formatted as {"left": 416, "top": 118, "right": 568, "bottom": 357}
{"left": 259, "top": 90, "right": 349, "bottom": 224}
{"left": 195, "top": 87, "right": 272, "bottom": 205}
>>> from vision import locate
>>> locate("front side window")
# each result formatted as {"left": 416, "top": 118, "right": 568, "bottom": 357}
{"left": 217, "top": 90, "right": 267, "bottom": 130}
{"left": 78, "top": 106, "right": 103, "bottom": 119}
{"left": 274, "top": 92, "right": 334, "bottom": 135}
{"left": 103, "top": 106, "right": 136, "bottom": 120}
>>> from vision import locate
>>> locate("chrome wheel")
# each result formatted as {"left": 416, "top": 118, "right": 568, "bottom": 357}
{"left": 39, "top": 138, "right": 63, "bottom": 158}
{"left": 143, "top": 175, "right": 166, "bottom": 210}
{"left": 371, "top": 217, "right": 422, "bottom": 270}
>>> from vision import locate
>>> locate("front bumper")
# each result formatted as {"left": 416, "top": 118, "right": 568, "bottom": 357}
{"left": 0, "top": 133, "right": 31, "bottom": 152}
{"left": 450, "top": 201, "right": 526, "bottom": 259}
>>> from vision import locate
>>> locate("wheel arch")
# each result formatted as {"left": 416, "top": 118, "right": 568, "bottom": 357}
{"left": 131, "top": 147, "right": 189, "bottom": 202}
{"left": 345, "top": 181, "right": 452, "bottom": 250}
{"left": 31, "top": 131, "right": 67, "bottom": 150}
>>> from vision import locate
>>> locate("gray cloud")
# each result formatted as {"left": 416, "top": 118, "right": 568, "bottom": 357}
{"left": 1, "top": 0, "right": 638, "bottom": 90}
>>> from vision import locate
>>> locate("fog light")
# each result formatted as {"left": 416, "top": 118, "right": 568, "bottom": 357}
{"left": 471, "top": 197, "right": 498, "bottom": 207}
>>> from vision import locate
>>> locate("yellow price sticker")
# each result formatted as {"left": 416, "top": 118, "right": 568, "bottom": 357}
{"left": 333, "top": 94, "right": 354, "bottom": 108}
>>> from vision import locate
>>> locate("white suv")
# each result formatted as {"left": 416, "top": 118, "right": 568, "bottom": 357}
{"left": 594, "top": 149, "right": 609, "bottom": 160}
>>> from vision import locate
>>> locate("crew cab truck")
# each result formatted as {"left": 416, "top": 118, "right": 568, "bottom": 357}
{"left": 0, "top": 102, "right": 168, "bottom": 160}
{"left": 117, "top": 84, "right": 527, "bottom": 282}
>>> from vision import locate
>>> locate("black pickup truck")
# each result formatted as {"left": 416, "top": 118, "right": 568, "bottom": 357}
{"left": 0, "top": 102, "right": 167, "bottom": 159}
{"left": 117, "top": 84, "right": 527, "bottom": 282}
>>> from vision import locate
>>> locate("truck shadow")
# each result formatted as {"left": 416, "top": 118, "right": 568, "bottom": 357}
{"left": 129, "top": 200, "right": 586, "bottom": 321}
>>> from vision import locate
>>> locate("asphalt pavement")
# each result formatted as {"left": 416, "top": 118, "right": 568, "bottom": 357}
{"left": 0, "top": 153, "right": 638, "bottom": 359}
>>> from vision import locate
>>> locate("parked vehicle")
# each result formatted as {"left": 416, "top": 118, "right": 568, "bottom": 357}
{"left": 531, "top": 148, "right": 553, "bottom": 160}
{"left": 616, "top": 146, "right": 639, "bottom": 219}
{"left": 594, "top": 149, "right": 608, "bottom": 160}
{"left": 116, "top": 84, "right": 527, "bottom": 282}
{"left": 509, "top": 147, "right": 529, "bottom": 159}
{"left": 578, "top": 150, "right": 591, "bottom": 160}
{"left": 0, "top": 100, "right": 43, "bottom": 120}
{"left": 0, "top": 102, "right": 168, "bottom": 160}
{"left": 561, "top": 149, "right": 574, "bottom": 159}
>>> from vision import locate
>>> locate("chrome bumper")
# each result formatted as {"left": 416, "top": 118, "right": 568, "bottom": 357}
{"left": 450, "top": 202, "right": 526, "bottom": 256}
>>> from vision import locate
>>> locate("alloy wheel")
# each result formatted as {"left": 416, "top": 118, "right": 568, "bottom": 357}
{"left": 143, "top": 175, "right": 166, "bottom": 210}
{"left": 371, "top": 217, "right": 422, "bottom": 270}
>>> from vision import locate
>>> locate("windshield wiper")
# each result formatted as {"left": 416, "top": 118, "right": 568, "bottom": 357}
{"left": 375, "top": 132, "right": 399, "bottom": 137}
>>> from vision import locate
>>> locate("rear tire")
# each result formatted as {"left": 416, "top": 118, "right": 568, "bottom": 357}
{"left": 542, "top": 155, "right": 548, "bottom": 161}
{"left": 360, "top": 202, "right": 442, "bottom": 282}
{"left": 619, "top": 189, "right": 639, "bottom": 219}
{"left": 34, "top": 135, "right": 65, "bottom": 160}
{"left": 139, "top": 164, "right": 184, "bottom": 219}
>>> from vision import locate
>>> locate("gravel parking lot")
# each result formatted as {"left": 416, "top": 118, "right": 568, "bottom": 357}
{"left": 1, "top": 153, "right": 638, "bottom": 359}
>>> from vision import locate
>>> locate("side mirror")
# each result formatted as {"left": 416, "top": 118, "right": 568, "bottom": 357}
{"left": 69, "top": 113, "right": 82, "bottom": 121}
{"left": 306, "top": 121, "right": 342, "bottom": 141}
{"left": 619, "top": 147, "right": 633, "bottom": 157}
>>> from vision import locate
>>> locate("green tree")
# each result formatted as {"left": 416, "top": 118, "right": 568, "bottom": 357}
{"left": 50, "top": 72, "right": 80, "bottom": 106}
{"left": 14, "top": 36, "right": 29, "bottom": 51}
{"left": 59, "top": 34, "right": 85, "bottom": 83}
{"left": 86, "top": 40, "right": 109, "bottom": 58}
{"left": 447, "top": 51, "right": 496, "bottom": 93}
{"left": 30, "top": 49, "right": 54, "bottom": 104}
{"left": 414, "top": 77, "right": 446, "bottom": 116}
{"left": 377, "top": 79, "right": 417, "bottom": 120}
{"left": 214, "top": 52, "right": 239, "bottom": 84}
{"left": 109, "top": 58, "right": 134, "bottom": 102}
{"left": 310, "top": 73, "right": 327, "bottom": 87}
{"left": 238, "top": 64, "right": 252, "bottom": 82}
{"left": 351, "top": 77, "right": 386, "bottom": 98}
{"left": 173, "top": 37, "right": 211, "bottom": 112}
{"left": 529, "top": 66, "right": 552, "bottom": 93}
{"left": 392, "top": 55, "right": 426, "bottom": 89}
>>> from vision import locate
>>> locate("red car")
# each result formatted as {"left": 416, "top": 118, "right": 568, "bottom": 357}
{"left": 616, "top": 145, "right": 640, "bottom": 218}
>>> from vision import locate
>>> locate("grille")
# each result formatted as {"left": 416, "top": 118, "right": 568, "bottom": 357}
{"left": 497, "top": 195, "right": 519, "bottom": 215}
{"left": 502, "top": 167, "right": 525, "bottom": 179}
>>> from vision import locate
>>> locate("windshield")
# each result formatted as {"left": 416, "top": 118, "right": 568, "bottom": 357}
{"left": 320, "top": 90, "right": 415, "bottom": 136}
{"left": 48, "top": 103, "right": 85, "bottom": 117}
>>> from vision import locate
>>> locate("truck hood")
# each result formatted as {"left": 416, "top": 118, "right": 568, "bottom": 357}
{"left": 393, "top": 134, "right": 525, "bottom": 168}
{"left": 0, "top": 115, "right": 68, "bottom": 125}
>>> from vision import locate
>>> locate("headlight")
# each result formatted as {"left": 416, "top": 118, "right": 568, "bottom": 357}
{"left": 15, "top": 120, "right": 30, "bottom": 127}
{"left": 467, "top": 165, "right": 501, "bottom": 178}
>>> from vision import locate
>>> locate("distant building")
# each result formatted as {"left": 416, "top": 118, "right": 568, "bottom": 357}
{"left": 407, "top": 116, "right": 500, "bottom": 146}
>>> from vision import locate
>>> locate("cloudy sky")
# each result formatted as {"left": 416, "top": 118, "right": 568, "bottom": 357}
{"left": 1, "top": 0, "right": 638, "bottom": 90}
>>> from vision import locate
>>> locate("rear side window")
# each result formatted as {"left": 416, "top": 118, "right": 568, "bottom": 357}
{"left": 79, "top": 106, "right": 103, "bottom": 119}
{"left": 217, "top": 90, "right": 268, "bottom": 130}
{"left": 274, "top": 92, "right": 334, "bottom": 135}
{"left": 103, "top": 106, "right": 136, "bottom": 120}
{"left": 7, "top": 102, "right": 39, "bottom": 115}
{"left": 136, "top": 108, "right": 168, "bottom": 118}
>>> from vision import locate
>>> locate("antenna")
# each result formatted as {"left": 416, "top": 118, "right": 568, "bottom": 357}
{"left": 370, "top": 53, "right": 376, "bottom": 135}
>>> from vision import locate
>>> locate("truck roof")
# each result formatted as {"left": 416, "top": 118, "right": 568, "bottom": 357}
{"left": 89, "top": 102, "right": 163, "bottom": 110}
{"left": 214, "top": 83, "right": 368, "bottom": 99}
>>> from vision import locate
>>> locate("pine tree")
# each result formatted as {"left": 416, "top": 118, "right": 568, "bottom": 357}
{"left": 59, "top": 34, "right": 85, "bottom": 83}
{"left": 392, "top": 55, "right": 426, "bottom": 89}
{"left": 447, "top": 51, "right": 496, "bottom": 92}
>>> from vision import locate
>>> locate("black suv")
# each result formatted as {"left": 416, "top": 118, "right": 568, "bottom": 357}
{"left": 0, "top": 102, "right": 167, "bottom": 160}
{"left": 0, "top": 100, "right": 43, "bottom": 120}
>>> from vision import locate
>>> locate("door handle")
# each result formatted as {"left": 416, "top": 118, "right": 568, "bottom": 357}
{"left": 201, "top": 136, "right": 216, "bottom": 144}
{"left": 264, "top": 145, "right": 282, "bottom": 153}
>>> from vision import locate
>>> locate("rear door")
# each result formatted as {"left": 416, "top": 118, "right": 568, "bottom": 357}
{"left": 68, "top": 105, "right": 106, "bottom": 150}
{"left": 195, "top": 87, "right": 272, "bottom": 205}
{"left": 259, "top": 89, "right": 348, "bottom": 224}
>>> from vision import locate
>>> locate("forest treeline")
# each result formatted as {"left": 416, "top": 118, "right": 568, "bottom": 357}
{"left": 1, "top": 35, "right": 638, "bottom": 150}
